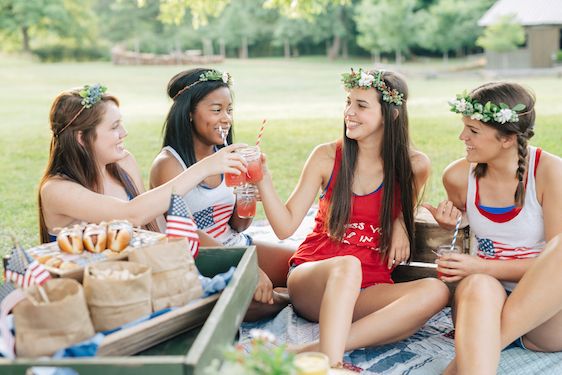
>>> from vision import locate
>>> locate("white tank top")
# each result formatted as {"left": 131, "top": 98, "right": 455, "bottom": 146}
{"left": 163, "top": 146, "right": 250, "bottom": 246}
{"left": 466, "top": 146, "right": 545, "bottom": 290}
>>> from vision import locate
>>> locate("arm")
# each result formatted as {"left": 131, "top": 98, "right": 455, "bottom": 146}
{"left": 256, "top": 143, "right": 333, "bottom": 239}
{"left": 536, "top": 151, "right": 562, "bottom": 241}
{"left": 388, "top": 151, "right": 431, "bottom": 267}
{"left": 422, "top": 158, "right": 469, "bottom": 230}
{"left": 42, "top": 144, "right": 247, "bottom": 228}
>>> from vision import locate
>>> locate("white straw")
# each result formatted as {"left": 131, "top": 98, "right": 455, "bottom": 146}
{"left": 450, "top": 215, "right": 462, "bottom": 250}
{"left": 219, "top": 125, "right": 228, "bottom": 147}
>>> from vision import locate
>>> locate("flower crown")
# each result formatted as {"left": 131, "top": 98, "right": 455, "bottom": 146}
{"left": 341, "top": 68, "right": 404, "bottom": 106}
{"left": 173, "top": 70, "right": 232, "bottom": 100}
{"left": 448, "top": 92, "right": 526, "bottom": 124}
{"left": 56, "top": 84, "right": 107, "bottom": 136}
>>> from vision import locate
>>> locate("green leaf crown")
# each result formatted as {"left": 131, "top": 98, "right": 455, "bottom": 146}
{"left": 448, "top": 91, "right": 526, "bottom": 124}
{"left": 173, "top": 70, "right": 232, "bottom": 100}
{"left": 341, "top": 68, "right": 404, "bottom": 106}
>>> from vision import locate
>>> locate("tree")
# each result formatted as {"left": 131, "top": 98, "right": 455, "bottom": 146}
{"left": 419, "top": 0, "right": 494, "bottom": 64}
{"left": 0, "top": 0, "right": 94, "bottom": 52}
{"left": 355, "top": 0, "right": 420, "bottom": 64}
{"left": 156, "top": 0, "right": 350, "bottom": 27}
{"left": 477, "top": 14, "right": 525, "bottom": 69}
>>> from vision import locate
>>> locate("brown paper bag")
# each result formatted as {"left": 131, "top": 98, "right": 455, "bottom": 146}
{"left": 14, "top": 278, "right": 95, "bottom": 357}
{"left": 128, "top": 238, "right": 203, "bottom": 311}
{"left": 84, "top": 261, "right": 152, "bottom": 332}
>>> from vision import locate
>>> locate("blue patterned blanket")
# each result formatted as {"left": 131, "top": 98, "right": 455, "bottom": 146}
{"left": 240, "top": 306, "right": 562, "bottom": 374}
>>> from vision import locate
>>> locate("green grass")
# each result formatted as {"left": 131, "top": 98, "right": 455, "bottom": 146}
{"left": 0, "top": 54, "right": 561, "bottom": 253}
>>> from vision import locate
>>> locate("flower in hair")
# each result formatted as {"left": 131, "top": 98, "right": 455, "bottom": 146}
{"left": 341, "top": 68, "right": 404, "bottom": 106}
{"left": 79, "top": 84, "right": 107, "bottom": 109}
{"left": 449, "top": 91, "right": 525, "bottom": 124}
{"left": 173, "top": 70, "right": 232, "bottom": 100}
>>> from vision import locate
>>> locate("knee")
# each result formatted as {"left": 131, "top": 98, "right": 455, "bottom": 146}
{"left": 455, "top": 274, "right": 504, "bottom": 305}
{"left": 419, "top": 278, "right": 450, "bottom": 309}
{"left": 329, "top": 255, "right": 362, "bottom": 288}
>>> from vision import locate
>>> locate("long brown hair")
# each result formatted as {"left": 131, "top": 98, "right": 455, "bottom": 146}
{"left": 38, "top": 89, "right": 156, "bottom": 243}
{"left": 470, "top": 82, "right": 536, "bottom": 207}
{"left": 327, "top": 71, "right": 416, "bottom": 260}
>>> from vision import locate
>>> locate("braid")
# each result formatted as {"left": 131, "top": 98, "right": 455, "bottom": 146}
{"left": 514, "top": 133, "right": 528, "bottom": 206}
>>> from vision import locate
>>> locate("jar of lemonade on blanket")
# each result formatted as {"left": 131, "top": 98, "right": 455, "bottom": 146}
{"left": 294, "top": 352, "right": 330, "bottom": 375}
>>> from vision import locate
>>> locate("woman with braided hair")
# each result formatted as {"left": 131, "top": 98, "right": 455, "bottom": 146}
{"left": 423, "top": 82, "right": 562, "bottom": 374}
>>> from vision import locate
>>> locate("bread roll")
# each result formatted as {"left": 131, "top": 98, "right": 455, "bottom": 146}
{"left": 107, "top": 220, "right": 133, "bottom": 252}
{"left": 83, "top": 222, "right": 108, "bottom": 253}
{"left": 57, "top": 225, "right": 84, "bottom": 254}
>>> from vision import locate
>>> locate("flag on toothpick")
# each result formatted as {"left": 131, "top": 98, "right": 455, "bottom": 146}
{"left": 166, "top": 193, "right": 200, "bottom": 258}
{"left": 4, "top": 245, "right": 51, "bottom": 288}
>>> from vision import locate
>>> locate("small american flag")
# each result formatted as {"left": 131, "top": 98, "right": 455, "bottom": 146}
{"left": 4, "top": 246, "right": 51, "bottom": 288}
{"left": 166, "top": 193, "right": 200, "bottom": 258}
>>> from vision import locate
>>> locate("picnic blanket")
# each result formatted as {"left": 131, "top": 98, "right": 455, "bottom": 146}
{"left": 242, "top": 208, "right": 562, "bottom": 375}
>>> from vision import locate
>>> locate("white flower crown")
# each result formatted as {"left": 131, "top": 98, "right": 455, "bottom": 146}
{"left": 449, "top": 92, "right": 526, "bottom": 124}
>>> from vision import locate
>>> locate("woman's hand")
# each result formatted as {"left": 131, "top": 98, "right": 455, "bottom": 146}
{"left": 388, "top": 217, "right": 410, "bottom": 269}
{"left": 422, "top": 200, "right": 462, "bottom": 230}
{"left": 436, "top": 252, "right": 486, "bottom": 283}
{"left": 201, "top": 143, "right": 247, "bottom": 176}
{"left": 254, "top": 268, "right": 274, "bottom": 304}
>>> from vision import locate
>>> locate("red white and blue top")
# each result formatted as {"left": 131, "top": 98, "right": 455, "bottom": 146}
{"left": 466, "top": 147, "right": 545, "bottom": 291}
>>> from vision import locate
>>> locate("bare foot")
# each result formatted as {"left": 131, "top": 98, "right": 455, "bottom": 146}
{"left": 443, "top": 357, "right": 457, "bottom": 375}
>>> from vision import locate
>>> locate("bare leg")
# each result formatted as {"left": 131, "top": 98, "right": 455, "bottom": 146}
{"left": 254, "top": 240, "right": 295, "bottom": 287}
{"left": 288, "top": 256, "right": 363, "bottom": 365}
{"left": 501, "top": 234, "right": 562, "bottom": 351}
{"left": 449, "top": 274, "right": 507, "bottom": 375}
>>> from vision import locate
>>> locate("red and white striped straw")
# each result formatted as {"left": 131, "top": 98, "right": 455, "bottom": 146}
{"left": 255, "top": 119, "right": 267, "bottom": 146}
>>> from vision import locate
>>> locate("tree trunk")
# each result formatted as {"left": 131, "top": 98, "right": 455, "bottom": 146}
{"left": 284, "top": 39, "right": 290, "bottom": 59}
{"left": 372, "top": 50, "right": 381, "bottom": 64}
{"left": 443, "top": 51, "right": 449, "bottom": 66}
{"left": 342, "top": 38, "right": 348, "bottom": 59}
{"left": 239, "top": 36, "right": 248, "bottom": 59}
{"left": 202, "top": 38, "right": 213, "bottom": 56}
{"left": 21, "top": 26, "right": 30, "bottom": 53}
{"left": 395, "top": 49, "right": 402, "bottom": 65}
{"left": 219, "top": 38, "right": 226, "bottom": 57}
{"left": 328, "top": 35, "right": 341, "bottom": 60}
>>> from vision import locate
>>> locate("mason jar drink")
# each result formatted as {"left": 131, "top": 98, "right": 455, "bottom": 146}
{"left": 436, "top": 245, "right": 461, "bottom": 279}
{"left": 225, "top": 170, "right": 246, "bottom": 187}
{"left": 236, "top": 184, "right": 257, "bottom": 219}
{"left": 294, "top": 352, "right": 329, "bottom": 375}
{"left": 239, "top": 146, "right": 263, "bottom": 183}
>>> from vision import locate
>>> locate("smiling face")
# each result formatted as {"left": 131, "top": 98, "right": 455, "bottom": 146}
{"left": 343, "top": 87, "right": 383, "bottom": 141}
{"left": 459, "top": 116, "right": 514, "bottom": 163}
{"left": 192, "top": 87, "right": 233, "bottom": 146}
{"left": 91, "top": 101, "right": 128, "bottom": 166}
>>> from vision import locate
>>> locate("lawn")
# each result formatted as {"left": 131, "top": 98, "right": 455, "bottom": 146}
{"left": 0, "top": 54, "right": 561, "bottom": 252}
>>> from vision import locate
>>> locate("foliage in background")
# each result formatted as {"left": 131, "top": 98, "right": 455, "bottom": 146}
{"left": 476, "top": 14, "right": 525, "bottom": 53}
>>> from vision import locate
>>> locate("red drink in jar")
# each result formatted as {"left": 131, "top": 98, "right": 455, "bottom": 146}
{"left": 236, "top": 184, "right": 257, "bottom": 218}
{"left": 225, "top": 171, "right": 246, "bottom": 187}
{"left": 239, "top": 146, "right": 263, "bottom": 183}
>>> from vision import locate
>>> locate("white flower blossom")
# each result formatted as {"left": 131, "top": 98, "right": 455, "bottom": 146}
{"left": 358, "top": 71, "right": 375, "bottom": 87}
{"left": 249, "top": 329, "right": 276, "bottom": 343}
{"left": 470, "top": 113, "right": 484, "bottom": 121}
{"left": 222, "top": 72, "right": 230, "bottom": 83}
{"left": 494, "top": 108, "right": 515, "bottom": 124}
{"left": 455, "top": 99, "right": 467, "bottom": 113}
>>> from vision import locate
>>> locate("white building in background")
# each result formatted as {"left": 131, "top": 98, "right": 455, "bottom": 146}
{"left": 479, "top": 0, "right": 562, "bottom": 69}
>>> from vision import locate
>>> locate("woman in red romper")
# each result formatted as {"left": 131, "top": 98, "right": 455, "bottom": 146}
{"left": 256, "top": 69, "right": 450, "bottom": 368}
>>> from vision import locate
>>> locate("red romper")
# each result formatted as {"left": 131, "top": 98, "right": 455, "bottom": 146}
{"left": 289, "top": 142, "right": 400, "bottom": 288}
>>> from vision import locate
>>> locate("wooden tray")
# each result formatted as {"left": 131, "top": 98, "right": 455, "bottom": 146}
{"left": 0, "top": 246, "right": 258, "bottom": 375}
{"left": 26, "top": 228, "right": 165, "bottom": 280}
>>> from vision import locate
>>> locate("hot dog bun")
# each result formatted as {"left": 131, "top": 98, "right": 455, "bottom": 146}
{"left": 107, "top": 220, "right": 132, "bottom": 252}
{"left": 57, "top": 224, "right": 84, "bottom": 254}
{"left": 83, "top": 222, "right": 108, "bottom": 253}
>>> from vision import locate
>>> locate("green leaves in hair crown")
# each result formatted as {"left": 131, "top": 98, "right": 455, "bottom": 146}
{"left": 79, "top": 84, "right": 107, "bottom": 109}
{"left": 199, "top": 70, "right": 232, "bottom": 86}
{"left": 341, "top": 68, "right": 404, "bottom": 106}
{"left": 448, "top": 91, "right": 526, "bottom": 124}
